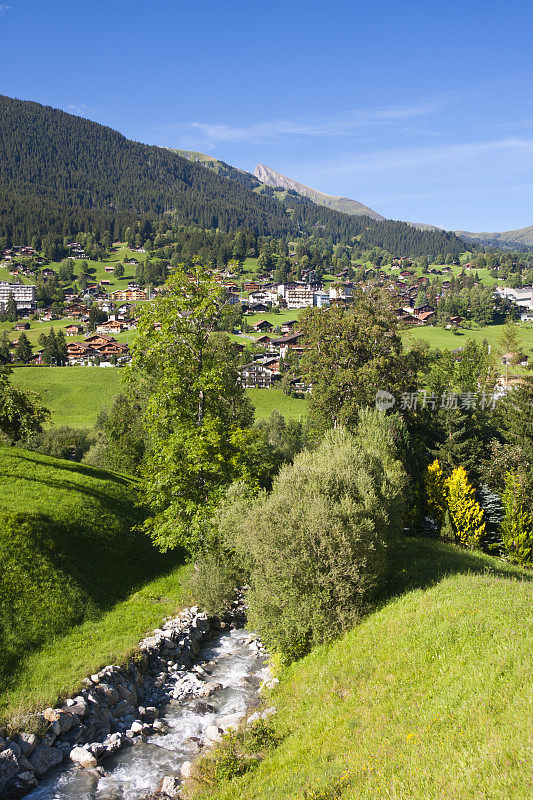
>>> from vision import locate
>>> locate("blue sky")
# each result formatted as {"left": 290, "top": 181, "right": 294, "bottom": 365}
{"left": 1, "top": 0, "right": 532, "bottom": 232}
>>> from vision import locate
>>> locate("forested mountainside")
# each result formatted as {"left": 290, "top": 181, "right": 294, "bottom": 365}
{"left": 0, "top": 95, "right": 466, "bottom": 256}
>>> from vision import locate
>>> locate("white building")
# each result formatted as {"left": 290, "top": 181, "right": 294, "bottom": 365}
{"left": 277, "top": 282, "right": 321, "bottom": 309}
{"left": 496, "top": 286, "right": 533, "bottom": 309}
{"left": 0, "top": 282, "right": 36, "bottom": 312}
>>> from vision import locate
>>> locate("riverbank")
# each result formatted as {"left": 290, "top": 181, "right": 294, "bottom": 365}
{"left": 0, "top": 598, "right": 269, "bottom": 798}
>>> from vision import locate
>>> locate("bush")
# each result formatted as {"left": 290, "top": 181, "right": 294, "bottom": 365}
{"left": 425, "top": 459, "right": 447, "bottom": 525}
{"left": 188, "top": 555, "right": 241, "bottom": 616}
{"left": 191, "top": 719, "right": 280, "bottom": 790}
{"left": 446, "top": 467, "right": 486, "bottom": 547}
{"left": 500, "top": 471, "right": 533, "bottom": 565}
{"left": 228, "top": 410, "right": 407, "bottom": 662}
{"left": 24, "top": 426, "right": 94, "bottom": 462}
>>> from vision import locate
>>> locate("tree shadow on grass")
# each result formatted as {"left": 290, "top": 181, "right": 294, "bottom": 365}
{"left": 384, "top": 535, "right": 531, "bottom": 604}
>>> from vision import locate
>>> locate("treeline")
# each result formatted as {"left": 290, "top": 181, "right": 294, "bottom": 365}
{"left": 0, "top": 94, "right": 467, "bottom": 257}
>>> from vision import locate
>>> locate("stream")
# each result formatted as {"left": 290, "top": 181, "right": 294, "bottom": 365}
{"left": 24, "top": 628, "right": 269, "bottom": 800}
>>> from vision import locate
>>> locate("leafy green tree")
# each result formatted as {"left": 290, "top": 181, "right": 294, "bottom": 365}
{"left": 14, "top": 332, "right": 32, "bottom": 364}
{"left": 299, "top": 291, "right": 422, "bottom": 430}
{"left": 0, "top": 366, "right": 50, "bottom": 441}
{"left": 113, "top": 262, "right": 125, "bottom": 279}
{"left": 222, "top": 411, "right": 407, "bottom": 662}
{"left": 55, "top": 329, "right": 68, "bottom": 366}
{"left": 498, "top": 319, "right": 520, "bottom": 385}
{"left": 58, "top": 258, "right": 75, "bottom": 282}
{"left": 500, "top": 471, "right": 533, "bottom": 564}
{"left": 129, "top": 261, "right": 256, "bottom": 553}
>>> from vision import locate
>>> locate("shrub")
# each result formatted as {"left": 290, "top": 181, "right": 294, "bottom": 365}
{"left": 445, "top": 466, "right": 486, "bottom": 547}
{"left": 230, "top": 410, "right": 407, "bottom": 662}
{"left": 24, "top": 426, "right": 94, "bottom": 462}
{"left": 188, "top": 555, "right": 241, "bottom": 616}
{"left": 191, "top": 719, "right": 280, "bottom": 789}
{"left": 500, "top": 471, "right": 533, "bottom": 565}
{"left": 425, "top": 458, "right": 447, "bottom": 525}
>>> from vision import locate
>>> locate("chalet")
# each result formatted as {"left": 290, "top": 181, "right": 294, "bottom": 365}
{"left": 245, "top": 303, "right": 269, "bottom": 314}
{"left": 280, "top": 319, "right": 298, "bottom": 334}
{"left": 238, "top": 362, "right": 276, "bottom": 389}
{"left": 414, "top": 310, "right": 436, "bottom": 325}
{"left": 100, "top": 280, "right": 112, "bottom": 287}
{"left": 271, "top": 331, "right": 304, "bottom": 359}
{"left": 41, "top": 269, "right": 55, "bottom": 278}
{"left": 65, "top": 324, "right": 84, "bottom": 336}
{"left": 104, "top": 265, "right": 115, "bottom": 273}
{"left": 110, "top": 289, "right": 147, "bottom": 302}
{"left": 252, "top": 320, "right": 274, "bottom": 333}
{"left": 13, "top": 321, "right": 30, "bottom": 331}
{"left": 226, "top": 293, "right": 241, "bottom": 306}
{"left": 96, "top": 320, "right": 125, "bottom": 334}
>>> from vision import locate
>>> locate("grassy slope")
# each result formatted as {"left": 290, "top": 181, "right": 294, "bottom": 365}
{"left": 0, "top": 446, "right": 183, "bottom": 714}
{"left": 247, "top": 389, "right": 308, "bottom": 421}
{"left": 199, "top": 539, "right": 532, "bottom": 800}
{"left": 402, "top": 322, "right": 533, "bottom": 353}
{"left": 11, "top": 366, "right": 122, "bottom": 428}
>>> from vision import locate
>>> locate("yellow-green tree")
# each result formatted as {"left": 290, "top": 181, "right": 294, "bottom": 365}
{"left": 446, "top": 466, "right": 485, "bottom": 547}
{"left": 425, "top": 459, "right": 447, "bottom": 525}
{"left": 501, "top": 471, "right": 533, "bottom": 565}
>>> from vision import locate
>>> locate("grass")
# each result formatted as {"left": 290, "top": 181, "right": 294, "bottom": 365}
{"left": 11, "top": 366, "right": 122, "bottom": 428}
{"left": 195, "top": 537, "right": 532, "bottom": 800}
{"left": 48, "top": 244, "right": 148, "bottom": 292}
{"left": 0, "top": 446, "right": 183, "bottom": 717}
{"left": 1, "top": 563, "right": 191, "bottom": 722}
{"left": 247, "top": 389, "right": 308, "bottom": 421}
{"left": 402, "top": 322, "right": 533, "bottom": 353}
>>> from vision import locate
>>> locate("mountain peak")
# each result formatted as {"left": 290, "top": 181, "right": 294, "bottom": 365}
{"left": 254, "top": 164, "right": 385, "bottom": 221}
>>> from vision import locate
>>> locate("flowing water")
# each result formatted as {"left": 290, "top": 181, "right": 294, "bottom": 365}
{"left": 25, "top": 629, "right": 269, "bottom": 800}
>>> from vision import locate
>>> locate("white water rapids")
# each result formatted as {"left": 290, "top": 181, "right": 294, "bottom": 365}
{"left": 25, "top": 629, "right": 269, "bottom": 800}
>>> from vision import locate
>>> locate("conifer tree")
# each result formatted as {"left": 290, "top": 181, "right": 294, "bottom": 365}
{"left": 500, "top": 471, "right": 532, "bottom": 565}
{"left": 0, "top": 332, "right": 11, "bottom": 365}
{"left": 6, "top": 292, "right": 17, "bottom": 322}
{"left": 446, "top": 466, "right": 486, "bottom": 547}
{"left": 425, "top": 458, "right": 447, "bottom": 525}
{"left": 15, "top": 332, "right": 32, "bottom": 364}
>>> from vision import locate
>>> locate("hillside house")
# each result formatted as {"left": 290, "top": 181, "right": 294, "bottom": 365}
{"left": 252, "top": 320, "right": 274, "bottom": 333}
{"left": 238, "top": 362, "right": 276, "bottom": 388}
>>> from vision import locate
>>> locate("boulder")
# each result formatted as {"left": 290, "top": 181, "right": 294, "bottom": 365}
{"left": 3, "top": 770, "right": 38, "bottom": 797}
{"left": 70, "top": 746, "right": 98, "bottom": 768}
{"left": 111, "top": 700, "right": 136, "bottom": 719}
{"left": 14, "top": 732, "right": 38, "bottom": 757}
{"left": 29, "top": 743, "right": 64, "bottom": 776}
{"left": 157, "top": 775, "right": 182, "bottom": 797}
{"left": 0, "top": 748, "right": 20, "bottom": 790}
{"left": 180, "top": 760, "right": 193, "bottom": 778}
{"left": 94, "top": 683, "right": 120, "bottom": 705}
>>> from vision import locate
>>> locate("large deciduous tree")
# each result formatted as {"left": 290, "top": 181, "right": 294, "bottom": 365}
{"left": 0, "top": 366, "right": 50, "bottom": 441}
{"left": 129, "top": 261, "right": 256, "bottom": 553}
{"left": 298, "top": 291, "right": 422, "bottom": 430}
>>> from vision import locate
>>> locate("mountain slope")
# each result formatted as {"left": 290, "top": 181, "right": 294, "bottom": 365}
{"left": 0, "top": 95, "right": 293, "bottom": 239}
{"left": 171, "top": 150, "right": 263, "bottom": 191}
{"left": 0, "top": 95, "right": 466, "bottom": 256}
{"left": 254, "top": 163, "right": 385, "bottom": 220}
{"left": 456, "top": 224, "right": 533, "bottom": 249}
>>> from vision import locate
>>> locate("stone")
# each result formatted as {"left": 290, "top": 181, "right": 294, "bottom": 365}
{"left": 63, "top": 696, "right": 88, "bottom": 718}
{"left": 180, "top": 760, "right": 193, "bottom": 778}
{"left": 70, "top": 746, "right": 98, "bottom": 768}
{"left": 29, "top": 743, "right": 64, "bottom": 776}
{"left": 129, "top": 721, "right": 144, "bottom": 734}
{"left": 3, "top": 770, "right": 38, "bottom": 797}
{"left": 15, "top": 732, "right": 38, "bottom": 757}
{"left": 111, "top": 700, "right": 136, "bottom": 719}
{"left": 157, "top": 774, "right": 182, "bottom": 797}
{"left": 0, "top": 748, "right": 20, "bottom": 788}
{"left": 204, "top": 725, "right": 222, "bottom": 743}
{"left": 197, "top": 681, "right": 222, "bottom": 698}
{"left": 94, "top": 683, "right": 120, "bottom": 705}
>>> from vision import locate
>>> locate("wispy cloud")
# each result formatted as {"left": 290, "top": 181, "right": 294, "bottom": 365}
{"left": 156, "top": 93, "right": 459, "bottom": 146}
{"left": 0, "top": 4, "right": 12, "bottom": 13}
{"left": 308, "top": 138, "right": 533, "bottom": 176}
{"left": 66, "top": 103, "right": 101, "bottom": 117}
